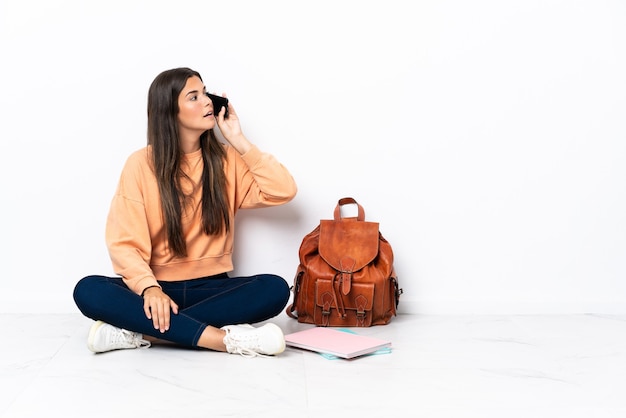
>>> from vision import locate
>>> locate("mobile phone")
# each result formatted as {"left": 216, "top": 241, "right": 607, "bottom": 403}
{"left": 206, "top": 93, "right": 229, "bottom": 118}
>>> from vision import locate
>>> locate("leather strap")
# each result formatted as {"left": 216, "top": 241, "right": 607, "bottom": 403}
{"left": 331, "top": 273, "right": 347, "bottom": 319}
{"left": 355, "top": 294, "right": 368, "bottom": 327}
{"left": 285, "top": 271, "right": 304, "bottom": 319}
{"left": 339, "top": 256, "right": 355, "bottom": 295}
{"left": 333, "top": 197, "right": 365, "bottom": 221}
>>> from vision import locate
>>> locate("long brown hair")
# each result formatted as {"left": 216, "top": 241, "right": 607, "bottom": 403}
{"left": 147, "top": 67, "right": 230, "bottom": 257}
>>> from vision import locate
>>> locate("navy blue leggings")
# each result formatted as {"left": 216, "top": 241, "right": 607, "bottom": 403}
{"left": 73, "top": 273, "right": 291, "bottom": 347}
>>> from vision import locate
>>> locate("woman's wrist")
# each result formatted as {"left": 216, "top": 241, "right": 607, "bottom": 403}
{"left": 141, "top": 285, "right": 160, "bottom": 297}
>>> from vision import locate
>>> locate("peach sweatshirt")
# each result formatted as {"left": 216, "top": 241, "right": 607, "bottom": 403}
{"left": 105, "top": 144, "right": 297, "bottom": 295}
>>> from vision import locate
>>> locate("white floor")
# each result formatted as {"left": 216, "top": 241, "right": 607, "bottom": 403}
{"left": 1, "top": 313, "right": 625, "bottom": 417}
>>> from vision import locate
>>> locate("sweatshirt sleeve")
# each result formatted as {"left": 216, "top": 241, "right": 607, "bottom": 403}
{"left": 233, "top": 144, "right": 298, "bottom": 209}
{"left": 105, "top": 153, "right": 160, "bottom": 295}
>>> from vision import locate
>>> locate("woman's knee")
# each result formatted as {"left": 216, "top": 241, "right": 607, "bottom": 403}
{"left": 260, "top": 274, "right": 290, "bottom": 308}
{"left": 261, "top": 274, "right": 289, "bottom": 293}
{"left": 74, "top": 275, "right": 100, "bottom": 298}
{"left": 73, "top": 275, "right": 109, "bottom": 316}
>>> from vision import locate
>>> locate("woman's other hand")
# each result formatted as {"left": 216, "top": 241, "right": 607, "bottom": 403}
{"left": 142, "top": 287, "right": 179, "bottom": 333}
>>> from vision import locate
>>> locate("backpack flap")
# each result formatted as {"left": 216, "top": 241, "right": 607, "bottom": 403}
{"left": 318, "top": 219, "right": 380, "bottom": 295}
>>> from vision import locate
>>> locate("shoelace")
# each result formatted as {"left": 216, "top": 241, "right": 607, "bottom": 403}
{"left": 224, "top": 331, "right": 268, "bottom": 358}
{"left": 115, "top": 328, "right": 151, "bottom": 349}
{"left": 231, "top": 346, "right": 268, "bottom": 358}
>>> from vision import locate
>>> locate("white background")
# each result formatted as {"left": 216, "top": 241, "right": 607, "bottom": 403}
{"left": 0, "top": 0, "right": 624, "bottom": 314}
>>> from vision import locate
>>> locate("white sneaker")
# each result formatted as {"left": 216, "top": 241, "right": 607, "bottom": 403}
{"left": 87, "top": 320, "right": 151, "bottom": 353}
{"left": 221, "top": 323, "right": 285, "bottom": 357}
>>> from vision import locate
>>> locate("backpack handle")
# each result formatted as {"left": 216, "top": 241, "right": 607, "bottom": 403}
{"left": 333, "top": 197, "right": 365, "bottom": 221}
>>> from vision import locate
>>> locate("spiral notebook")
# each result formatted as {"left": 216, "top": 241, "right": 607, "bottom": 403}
{"left": 284, "top": 327, "right": 392, "bottom": 359}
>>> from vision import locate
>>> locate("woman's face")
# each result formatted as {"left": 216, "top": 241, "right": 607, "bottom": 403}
{"left": 176, "top": 76, "right": 217, "bottom": 137}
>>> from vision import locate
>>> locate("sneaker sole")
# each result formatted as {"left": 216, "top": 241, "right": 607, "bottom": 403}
{"left": 87, "top": 320, "right": 106, "bottom": 353}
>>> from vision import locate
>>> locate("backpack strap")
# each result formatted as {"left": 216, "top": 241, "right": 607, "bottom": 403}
{"left": 286, "top": 270, "right": 304, "bottom": 319}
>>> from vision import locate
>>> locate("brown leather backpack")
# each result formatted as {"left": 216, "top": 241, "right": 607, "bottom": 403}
{"left": 286, "top": 197, "right": 402, "bottom": 327}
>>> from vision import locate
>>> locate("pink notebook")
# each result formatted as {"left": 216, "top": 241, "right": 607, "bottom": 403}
{"left": 284, "top": 327, "right": 392, "bottom": 359}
